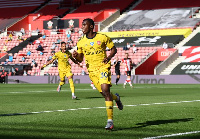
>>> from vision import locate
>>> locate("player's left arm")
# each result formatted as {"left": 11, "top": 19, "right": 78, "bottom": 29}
{"left": 103, "top": 46, "right": 117, "bottom": 64}
{"left": 103, "top": 36, "right": 117, "bottom": 64}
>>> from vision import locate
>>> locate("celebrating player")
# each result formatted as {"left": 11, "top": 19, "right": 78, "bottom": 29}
{"left": 72, "top": 18, "right": 123, "bottom": 130}
{"left": 122, "top": 53, "right": 133, "bottom": 88}
{"left": 41, "top": 42, "right": 81, "bottom": 99}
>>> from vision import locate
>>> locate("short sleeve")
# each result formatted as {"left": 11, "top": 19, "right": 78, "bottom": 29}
{"left": 52, "top": 52, "right": 58, "bottom": 60}
{"left": 77, "top": 41, "right": 83, "bottom": 54}
{"left": 66, "top": 50, "right": 72, "bottom": 57}
{"left": 105, "top": 36, "right": 114, "bottom": 49}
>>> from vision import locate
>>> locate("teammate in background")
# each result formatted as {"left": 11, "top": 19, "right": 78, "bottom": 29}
{"left": 41, "top": 42, "right": 81, "bottom": 99}
{"left": 112, "top": 56, "right": 121, "bottom": 85}
{"left": 122, "top": 53, "right": 133, "bottom": 88}
{"left": 90, "top": 81, "right": 96, "bottom": 89}
{"left": 72, "top": 18, "right": 123, "bottom": 130}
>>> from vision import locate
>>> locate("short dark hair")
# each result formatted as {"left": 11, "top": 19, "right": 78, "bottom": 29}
{"left": 61, "top": 42, "right": 66, "bottom": 45}
{"left": 83, "top": 18, "right": 94, "bottom": 27}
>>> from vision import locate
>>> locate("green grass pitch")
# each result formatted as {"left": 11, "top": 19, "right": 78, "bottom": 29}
{"left": 0, "top": 83, "right": 200, "bottom": 139}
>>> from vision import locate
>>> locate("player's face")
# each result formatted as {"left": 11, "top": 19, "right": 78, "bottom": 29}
{"left": 125, "top": 54, "right": 129, "bottom": 58}
{"left": 82, "top": 20, "right": 91, "bottom": 35}
{"left": 61, "top": 43, "right": 66, "bottom": 51}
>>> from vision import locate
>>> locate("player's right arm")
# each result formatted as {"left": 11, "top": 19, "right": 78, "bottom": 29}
{"left": 41, "top": 59, "right": 55, "bottom": 70}
{"left": 41, "top": 53, "right": 57, "bottom": 70}
{"left": 72, "top": 51, "right": 84, "bottom": 63}
{"left": 73, "top": 39, "right": 84, "bottom": 63}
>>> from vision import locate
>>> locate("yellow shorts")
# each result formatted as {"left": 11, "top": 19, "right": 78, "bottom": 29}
{"left": 59, "top": 69, "right": 73, "bottom": 81}
{"left": 89, "top": 66, "right": 111, "bottom": 92}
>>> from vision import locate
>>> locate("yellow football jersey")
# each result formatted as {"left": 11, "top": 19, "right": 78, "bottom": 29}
{"left": 52, "top": 50, "right": 71, "bottom": 71}
{"left": 77, "top": 33, "right": 114, "bottom": 70}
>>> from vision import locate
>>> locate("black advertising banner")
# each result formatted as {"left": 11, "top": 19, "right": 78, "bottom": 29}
{"left": 43, "top": 20, "right": 58, "bottom": 30}
{"left": 111, "top": 35, "right": 184, "bottom": 47}
{"left": 184, "top": 33, "right": 200, "bottom": 46}
{"left": 57, "top": 20, "right": 65, "bottom": 29}
{"left": 171, "top": 62, "right": 200, "bottom": 75}
{"left": 43, "top": 19, "right": 79, "bottom": 29}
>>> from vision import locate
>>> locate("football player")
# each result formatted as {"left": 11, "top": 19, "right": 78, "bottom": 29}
{"left": 72, "top": 18, "right": 123, "bottom": 130}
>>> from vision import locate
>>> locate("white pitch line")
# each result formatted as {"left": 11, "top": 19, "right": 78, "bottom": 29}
{"left": 143, "top": 130, "right": 200, "bottom": 139}
{"left": 6, "top": 89, "right": 95, "bottom": 94}
{"left": 4, "top": 86, "right": 200, "bottom": 94}
{"left": 1, "top": 100, "right": 200, "bottom": 117}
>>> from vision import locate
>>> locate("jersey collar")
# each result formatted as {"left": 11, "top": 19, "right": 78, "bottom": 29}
{"left": 86, "top": 32, "right": 97, "bottom": 39}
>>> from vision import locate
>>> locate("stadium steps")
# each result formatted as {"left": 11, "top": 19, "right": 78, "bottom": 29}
{"left": 160, "top": 56, "right": 186, "bottom": 75}
{"left": 175, "top": 26, "right": 200, "bottom": 49}
{"left": 125, "top": 0, "right": 143, "bottom": 12}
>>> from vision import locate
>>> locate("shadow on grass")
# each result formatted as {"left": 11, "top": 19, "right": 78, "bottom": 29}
{"left": 0, "top": 113, "right": 35, "bottom": 117}
{"left": 85, "top": 97, "right": 103, "bottom": 99}
{"left": 113, "top": 118, "right": 194, "bottom": 131}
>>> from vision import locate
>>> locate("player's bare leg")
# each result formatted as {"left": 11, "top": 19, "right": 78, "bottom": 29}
{"left": 68, "top": 76, "right": 77, "bottom": 99}
{"left": 101, "top": 84, "right": 123, "bottom": 130}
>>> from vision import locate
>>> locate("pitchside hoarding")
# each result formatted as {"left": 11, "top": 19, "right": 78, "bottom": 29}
{"left": 7, "top": 75, "right": 200, "bottom": 84}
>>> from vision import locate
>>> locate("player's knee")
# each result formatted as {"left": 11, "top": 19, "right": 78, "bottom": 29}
{"left": 103, "top": 91, "right": 111, "bottom": 98}
{"left": 100, "top": 92, "right": 106, "bottom": 97}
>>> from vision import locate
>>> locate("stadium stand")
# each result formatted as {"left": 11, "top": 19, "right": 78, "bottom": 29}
{"left": 1, "top": 0, "right": 200, "bottom": 76}
{"left": 109, "top": 8, "right": 200, "bottom": 31}
{"left": 73, "top": 0, "right": 136, "bottom": 13}
{"left": 133, "top": 0, "right": 200, "bottom": 10}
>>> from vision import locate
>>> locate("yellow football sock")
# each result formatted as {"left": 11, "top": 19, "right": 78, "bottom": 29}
{"left": 111, "top": 93, "right": 117, "bottom": 101}
{"left": 69, "top": 78, "right": 75, "bottom": 94}
{"left": 105, "top": 101, "right": 113, "bottom": 120}
{"left": 59, "top": 81, "right": 65, "bottom": 86}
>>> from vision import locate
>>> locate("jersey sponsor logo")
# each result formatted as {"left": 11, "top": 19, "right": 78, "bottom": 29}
{"left": 90, "top": 42, "right": 94, "bottom": 46}
{"left": 85, "top": 49, "right": 104, "bottom": 55}
{"left": 97, "top": 41, "right": 101, "bottom": 45}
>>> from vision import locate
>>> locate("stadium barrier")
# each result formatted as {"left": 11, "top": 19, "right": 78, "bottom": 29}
{"left": 154, "top": 50, "right": 179, "bottom": 75}
{"left": 6, "top": 75, "right": 200, "bottom": 84}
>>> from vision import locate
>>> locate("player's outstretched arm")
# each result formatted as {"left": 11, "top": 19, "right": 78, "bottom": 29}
{"left": 72, "top": 51, "right": 84, "bottom": 63}
{"left": 103, "top": 46, "right": 117, "bottom": 64}
{"left": 41, "top": 59, "right": 54, "bottom": 70}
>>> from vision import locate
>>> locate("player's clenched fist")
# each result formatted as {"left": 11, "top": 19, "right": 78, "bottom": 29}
{"left": 72, "top": 51, "right": 78, "bottom": 58}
